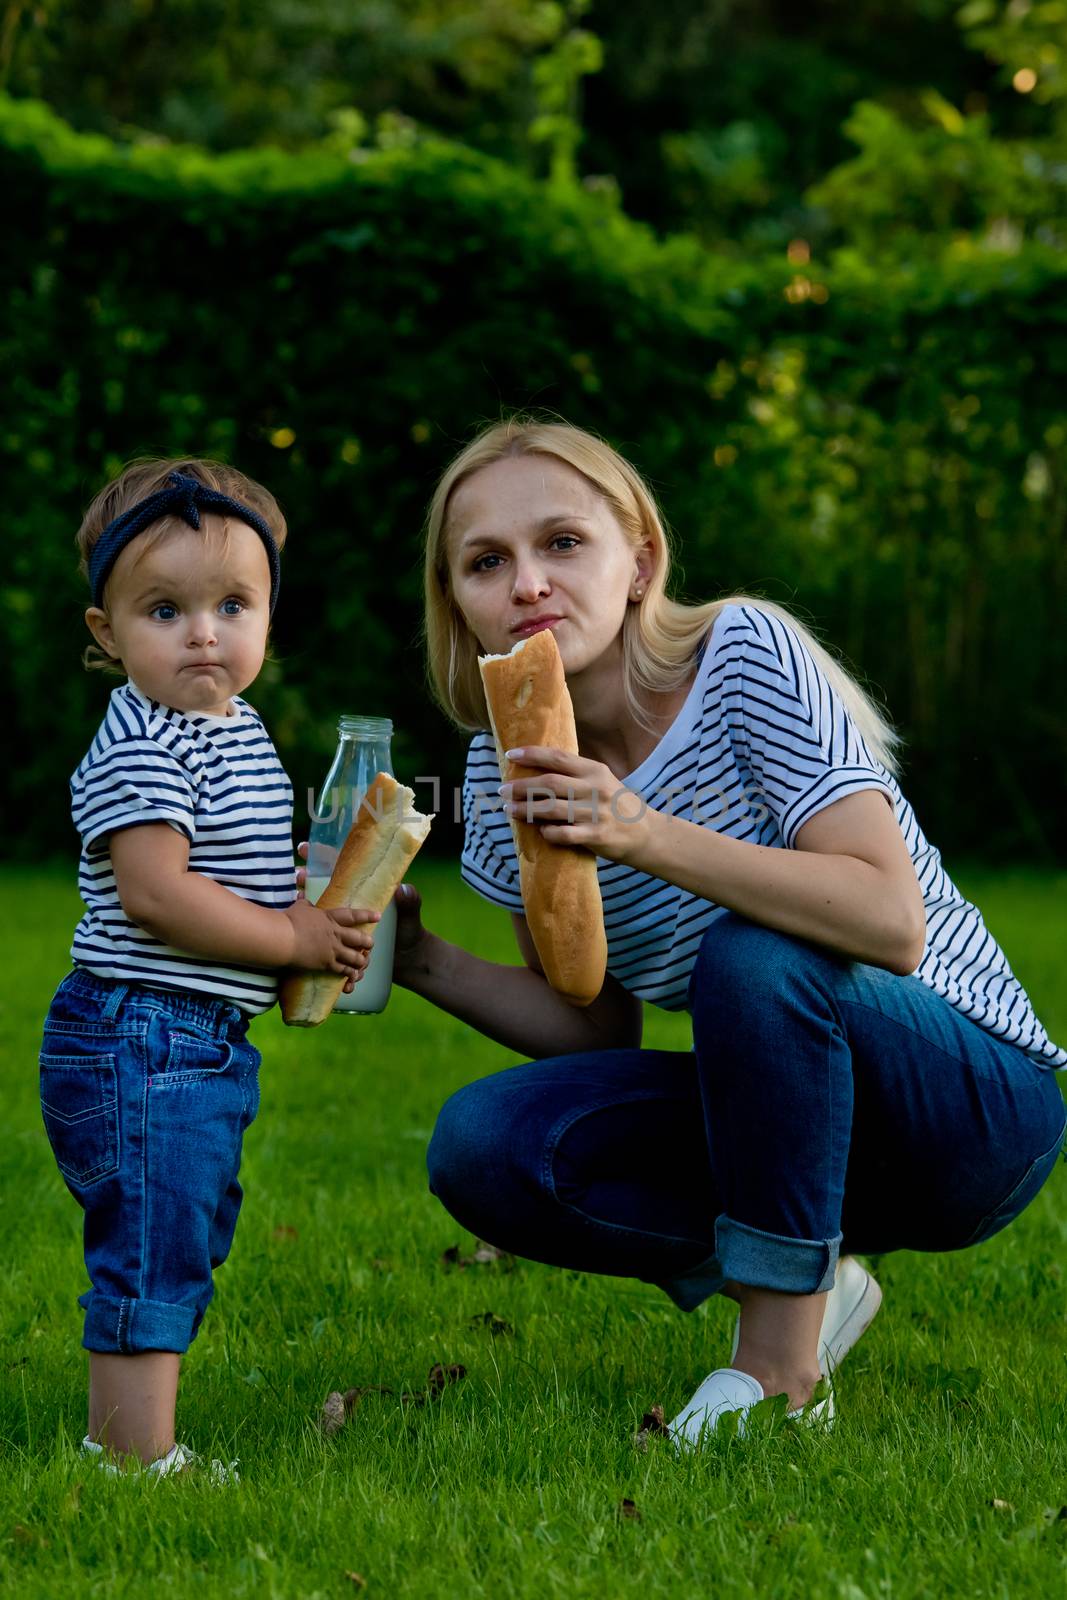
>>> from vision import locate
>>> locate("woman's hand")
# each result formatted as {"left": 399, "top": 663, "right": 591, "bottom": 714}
{"left": 296, "top": 842, "right": 431, "bottom": 992}
{"left": 498, "top": 747, "right": 655, "bottom": 867}
{"left": 391, "top": 881, "right": 431, "bottom": 985}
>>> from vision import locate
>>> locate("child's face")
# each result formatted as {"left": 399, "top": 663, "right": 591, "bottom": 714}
{"left": 85, "top": 516, "right": 272, "bottom": 716}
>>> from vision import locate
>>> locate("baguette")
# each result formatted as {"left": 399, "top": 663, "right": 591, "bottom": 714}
{"left": 477, "top": 629, "right": 607, "bottom": 1006}
{"left": 279, "top": 772, "right": 434, "bottom": 1027}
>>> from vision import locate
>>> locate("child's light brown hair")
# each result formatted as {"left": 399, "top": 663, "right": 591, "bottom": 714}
{"left": 77, "top": 457, "right": 288, "bottom": 676}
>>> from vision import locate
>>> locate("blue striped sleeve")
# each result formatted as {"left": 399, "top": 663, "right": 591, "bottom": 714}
{"left": 459, "top": 744, "right": 525, "bottom": 913}
{"left": 732, "top": 608, "right": 895, "bottom": 849}
{"left": 72, "top": 737, "right": 198, "bottom": 855}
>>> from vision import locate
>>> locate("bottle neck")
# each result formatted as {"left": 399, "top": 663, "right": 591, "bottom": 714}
{"left": 311, "top": 720, "right": 395, "bottom": 836}
{"left": 338, "top": 716, "right": 393, "bottom": 742}
{"left": 334, "top": 734, "right": 393, "bottom": 767}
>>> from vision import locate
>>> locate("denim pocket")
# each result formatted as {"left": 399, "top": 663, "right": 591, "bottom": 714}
{"left": 963, "top": 1119, "right": 1067, "bottom": 1248}
{"left": 155, "top": 1028, "right": 234, "bottom": 1087}
{"left": 39, "top": 1053, "right": 120, "bottom": 1186}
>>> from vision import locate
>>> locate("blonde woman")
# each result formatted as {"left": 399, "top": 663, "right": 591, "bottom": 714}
{"left": 367, "top": 418, "right": 1066, "bottom": 1442}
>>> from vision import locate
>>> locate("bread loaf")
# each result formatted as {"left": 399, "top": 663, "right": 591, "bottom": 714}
{"left": 478, "top": 629, "right": 607, "bottom": 1006}
{"left": 280, "top": 772, "right": 433, "bottom": 1027}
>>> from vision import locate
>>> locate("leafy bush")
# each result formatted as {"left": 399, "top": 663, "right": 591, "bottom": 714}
{"left": 2, "top": 93, "right": 1064, "bottom": 863}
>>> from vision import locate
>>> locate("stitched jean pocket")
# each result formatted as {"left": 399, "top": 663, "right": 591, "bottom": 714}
{"left": 154, "top": 1029, "right": 234, "bottom": 1087}
{"left": 963, "top": 1120, "right": 1067, "bottom": 1248}
{"left": 40, "top": 1053, "right": 120, "bottom": 1186}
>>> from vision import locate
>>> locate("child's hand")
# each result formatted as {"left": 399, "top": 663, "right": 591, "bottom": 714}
{"left": 283, "top": 895, "right": 381, "bottom": 980}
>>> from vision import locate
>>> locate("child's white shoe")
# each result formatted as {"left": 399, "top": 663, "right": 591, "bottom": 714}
{"left": 81, "top": 1436, "right": 239, "bottom": 1483}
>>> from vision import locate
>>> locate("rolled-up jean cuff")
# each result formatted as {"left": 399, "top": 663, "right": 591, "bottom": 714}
{"left": 652, "top": 1252, "right": 726, "bottom": 1312}
{"left": 80, "top": 1292, "right": 199, "bottom": 1355}
{"left": 715, "top": 1214, "right": 842, "bottom": 1293}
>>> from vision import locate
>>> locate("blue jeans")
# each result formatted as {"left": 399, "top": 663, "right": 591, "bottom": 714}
{"left": 39, "top": 969, "right": 261, "bottom": 1353}
{"left": 427, "top": 916, "right": 1066, "bottom": 1308}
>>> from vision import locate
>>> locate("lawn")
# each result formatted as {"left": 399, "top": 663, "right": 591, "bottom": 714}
{"left": 2, "top": 860, "right": 1066, "bottom": 1597}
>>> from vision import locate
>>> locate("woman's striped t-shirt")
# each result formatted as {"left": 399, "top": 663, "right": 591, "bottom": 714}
{"left": 461, "top": 603, "right": 1066, "bottom": 1069}
{"left": 69, "top": 679, "right": 297, "bottom": 1015}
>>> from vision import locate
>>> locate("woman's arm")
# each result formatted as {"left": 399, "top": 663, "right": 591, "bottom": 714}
{"left": 392, "top": 889, "right": 643, "bottom": 1057}
{"left": 639, "top": 790, "right": 926, "bottom": 975}
{"left": 502, "top": 744, "right": 926, "bottom": 976}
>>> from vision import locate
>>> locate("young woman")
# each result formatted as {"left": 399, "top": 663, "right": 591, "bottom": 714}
{"left": 381, "top": 418, "right": 1065, "bottom": 1443}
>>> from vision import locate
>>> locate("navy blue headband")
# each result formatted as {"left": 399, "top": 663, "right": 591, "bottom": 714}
{"left": 89, "top": 471, "right": 282, "bottom": 616}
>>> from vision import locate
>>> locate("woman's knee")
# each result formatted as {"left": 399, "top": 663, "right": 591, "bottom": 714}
{"left": 426, "top": 1071, "right": 533, "bottom": 1220}
{"left": 687, "top": 912, "right": 828, "bottom": 1009}
{"left": 427, "top": 1079, "right": 493, "bottom": 1200}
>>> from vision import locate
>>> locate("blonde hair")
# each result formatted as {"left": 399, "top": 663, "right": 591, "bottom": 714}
{"left": 77, "top": 456, "right": 288, "bottom": 677}
{"left": 421, "top": 416, "right": 901, "bottom": 774}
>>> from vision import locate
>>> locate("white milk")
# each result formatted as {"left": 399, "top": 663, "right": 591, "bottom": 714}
{"left": 304, "top": 879, "right": 397, "bottom": 1015}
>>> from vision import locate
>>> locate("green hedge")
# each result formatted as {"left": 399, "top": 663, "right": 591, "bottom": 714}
{"left": 2, "top": 93, "right": 1065, "bottom": 865}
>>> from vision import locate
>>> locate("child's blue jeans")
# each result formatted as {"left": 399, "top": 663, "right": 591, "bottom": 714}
{"left": 39, "top": 968, "right": 261, "bottom": 1353}
{"left": 427, "top": 914, "right": 1067, "bottom": 1308}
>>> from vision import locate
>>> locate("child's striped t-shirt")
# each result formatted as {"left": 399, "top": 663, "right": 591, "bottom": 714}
{"left": 70, "top": 679, "right": 296, "bottom": 1015}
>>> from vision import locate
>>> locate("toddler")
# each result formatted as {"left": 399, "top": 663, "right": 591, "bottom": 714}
{"left": 39, "top": 459, "right": 380, "bottom": 1478}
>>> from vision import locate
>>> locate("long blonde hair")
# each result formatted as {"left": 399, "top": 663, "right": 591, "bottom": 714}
{"left": 421, "top": 416, "right": 901, "bottom": 774}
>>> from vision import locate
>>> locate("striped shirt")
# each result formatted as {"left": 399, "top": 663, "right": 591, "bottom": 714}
{"left": 70, "top": 680, "right": 296, "bottom": 1015}
{"left": 461, "top": 603, "right": 1066, "bottom": 1070}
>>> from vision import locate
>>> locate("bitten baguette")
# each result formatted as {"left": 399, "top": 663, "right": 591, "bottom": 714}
{"left": 279, "top": 772, "right": 434, "bottom": 1027}
{"left": 478, "top": 629, "right": 607, "bottom": 1006}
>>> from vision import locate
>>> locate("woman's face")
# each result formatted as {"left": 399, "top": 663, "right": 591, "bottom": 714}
{"left": 445, "top": 454, "right": 649, "bottom": 668}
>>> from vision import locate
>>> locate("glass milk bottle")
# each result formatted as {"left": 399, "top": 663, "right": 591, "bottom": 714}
{"left": 306, "top": 715, "right": 399, "bottom": 1016}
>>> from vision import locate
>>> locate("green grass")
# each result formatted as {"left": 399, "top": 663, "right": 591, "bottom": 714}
{"left": 2, "top": 861, "right": 1066, "bottom": 1598}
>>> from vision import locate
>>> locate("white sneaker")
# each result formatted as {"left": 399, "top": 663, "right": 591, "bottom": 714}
{"left": 81, "top": 1436, "right": 239, "bottom": 1484}
{"left": 668, "top": 1367, "right": 834, "bottom": 1449}
{"left": 668, "top": 1256, "right": 881, "bottom": 1450}
{"left": 729, "top": 1254, "right": 882, "bottom": 1376}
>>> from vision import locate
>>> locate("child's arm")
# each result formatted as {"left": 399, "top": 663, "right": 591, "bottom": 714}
{"left": 109, "top": 823, "right": 378, "bottom": 975}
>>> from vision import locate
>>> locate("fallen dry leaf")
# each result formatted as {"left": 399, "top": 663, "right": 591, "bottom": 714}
{"left": 403, "top": 1363, "right": 468, "bottom": 1406}
{"left": 272, "top": 1225, "right": 299, "bottom": 1241}
{"left": 344, "top": 1574, "right": 366, "bottom": 1588}
{"left": 468, "top": 1311, "right": 514, "bottom": 1336}
{"left": 319, "top": 1387, "right": 373, "bottom": 1436}
{"left": 634, "top": 1403, "right": 669, "bottom": 1451}
{"left": 441, "top": 1240, "right": 516, "bottom": 1272}
{"left": 428, "top": 1363, "right": 467, "bottom": 1394}
{"left": 990, "top": 1498, "right": 1015, "bottom": 1512}
{"left": 470, "top": 1242, "right": 513, "bottom": 1265}
{"left": 320, "top": 1392, "right": 347, "bottom": 1436}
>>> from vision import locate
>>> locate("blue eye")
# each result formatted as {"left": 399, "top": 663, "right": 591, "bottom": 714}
{"left": 151, "top": 603, "right": 177, "bottom": 621}
{"left": 472, "top": 535, "right": 580, "bottom": 574}
{"left": 221, "top": 598, "right": 244, "bottom": 616}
